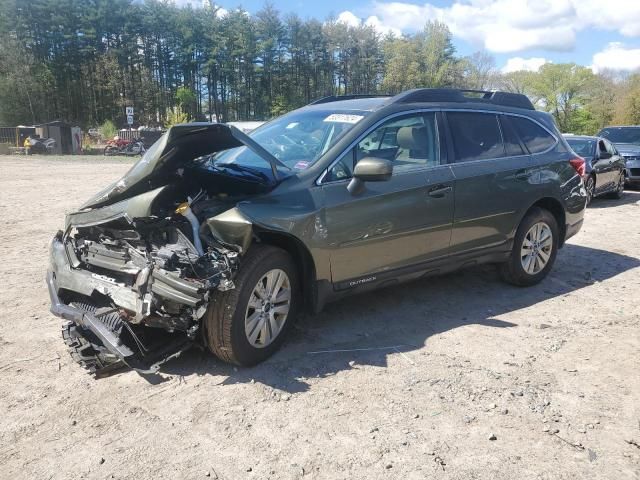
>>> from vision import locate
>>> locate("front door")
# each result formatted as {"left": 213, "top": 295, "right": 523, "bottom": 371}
{"left": 320, "top": 112, "right": 455, "bottom": 287}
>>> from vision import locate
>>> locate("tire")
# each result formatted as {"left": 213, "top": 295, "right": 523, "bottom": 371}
{"left": 606, "top": 172, "right": 625, "bottom": 199}
{"left": 204, "top": 245, "right": 300, "bottom": 366}
{"left": 62, "top": 301, "right": 124, "bottom": 375}
{"left": 103, "top": 146, "right": 118, "bottom": 156}
{"left": 585, "top": 175, "right": 595, "bottom": 205}
{"left": 500, "top": 207, "right": 559, "bottom": 287}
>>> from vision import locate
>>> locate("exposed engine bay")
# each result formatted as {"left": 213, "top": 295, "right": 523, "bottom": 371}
{"left": 47, "top": 123, "right": 281, "bottom": 375}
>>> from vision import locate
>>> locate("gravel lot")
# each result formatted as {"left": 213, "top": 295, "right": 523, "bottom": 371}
{"left": 1, "top": 155, "right": 639, "bottom": 480}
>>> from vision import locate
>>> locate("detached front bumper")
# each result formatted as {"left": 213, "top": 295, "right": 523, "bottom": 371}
{"left": 47, "top": 235, "right": 191, "bottom": 374}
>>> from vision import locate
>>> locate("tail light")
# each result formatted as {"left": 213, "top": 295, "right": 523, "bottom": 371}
{"left": 569, "top": 157, "right": 586, "bottom": 177}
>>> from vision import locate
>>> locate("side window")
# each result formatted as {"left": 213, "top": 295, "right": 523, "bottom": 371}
{"left": 324, "top": 150, "right": 353, "bottom": 182}
{"left": 604, "top": 140, "right": 616, "bottom": 155}
{"left": 356, "top": 112, "right": 440, "bottom": 173}
{"left": 447, "top": 112, "right": 505, "bottom": 162}
{"left": 598, "top": 140, "right": 607, "bottom": 156}
{"left": 509, "top": 116, "right": 556, "bottom": 154}
{"left": 499, "top": 116, "right": 525, "bottom": 156}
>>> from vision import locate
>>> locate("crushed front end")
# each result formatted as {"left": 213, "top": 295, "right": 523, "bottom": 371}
{"left": 47, "top": 196, "right": 240, "bottom": 374}
{"left": 46, "top": 123, "right": 274, "bottom": 375}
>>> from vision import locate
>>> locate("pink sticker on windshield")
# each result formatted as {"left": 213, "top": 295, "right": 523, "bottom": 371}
{"left": 294, "top": 161, "right": 310, "bottom": 170}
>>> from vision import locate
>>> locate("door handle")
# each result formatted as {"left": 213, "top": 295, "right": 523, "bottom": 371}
{"left": 427, "top": 185, "right": 452, "bottom": 197}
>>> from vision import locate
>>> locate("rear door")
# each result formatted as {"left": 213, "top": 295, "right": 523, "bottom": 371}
{"left": 320, "top": 111, "right": 456, "bottom": 287}
{"left": 603, "top": 139, "right": 624, "bottom": 187}
{"left": 446, "top": 111, "right": 547, "bottom": 256}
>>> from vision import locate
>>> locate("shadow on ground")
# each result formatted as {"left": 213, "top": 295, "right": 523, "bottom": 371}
{"left": 144, "top": 243, "right": 640, "bottom": 391}
{"left": 588, "top": 189, "right": 640, "bottom": 209}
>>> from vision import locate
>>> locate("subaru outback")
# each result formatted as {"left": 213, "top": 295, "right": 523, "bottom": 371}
{"left": 47, "top": 88, "right": 587, "bottom": 375}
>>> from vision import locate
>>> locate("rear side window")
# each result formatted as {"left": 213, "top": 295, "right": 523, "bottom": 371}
{"left": 499, "top": 116, "right": 525, "bottom": 156}
{"left": 447, "top": 112, "right": 505, "bottom": 162}
{"left": 509, "top": 116, "right": 556, "bottom": 154}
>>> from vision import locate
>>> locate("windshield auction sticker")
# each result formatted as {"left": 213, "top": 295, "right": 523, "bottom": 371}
{"left": 323, "top": 114, "right": 364, "bottom": 124}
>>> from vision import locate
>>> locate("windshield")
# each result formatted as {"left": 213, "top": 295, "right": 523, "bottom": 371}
{"left": 566, "top": 138, "right": 595, "bottom": 157}
{"left": 212, "top": 109, "right": 370, "bottom": 172}
{"left": 599, "top": 127, "right": 640, "bottom": 145}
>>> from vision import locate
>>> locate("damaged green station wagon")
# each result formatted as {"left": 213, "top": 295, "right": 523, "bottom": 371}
{"left": 47, "top": 89, "right": 587, "bottom": 375}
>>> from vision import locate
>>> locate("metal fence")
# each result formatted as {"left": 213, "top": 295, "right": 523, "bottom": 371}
{"left": 0, "top": 127, "right": 16, "bottom": 145}
{"left": 118, "top": 129, "right": 163, "bottom": 147}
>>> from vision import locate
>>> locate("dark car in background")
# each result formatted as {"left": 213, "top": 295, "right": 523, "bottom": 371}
{"left": 597, "top": 126, "right": 640, "bottom": 187}
{"left": 564, "top": 135, "right": 626, "bottom": 203}
{"left": 47, "top": 88, "right": 587, "bottom": 375}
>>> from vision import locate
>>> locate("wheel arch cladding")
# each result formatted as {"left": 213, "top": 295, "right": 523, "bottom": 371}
{"left": 528, "top": 197, "right": 566, "bottom": 246}
{"left": 253, "top": 229, "right": 317, "bottom": 312}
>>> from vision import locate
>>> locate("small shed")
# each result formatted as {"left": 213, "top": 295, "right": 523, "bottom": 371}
{"left": 15, "top": 126, "right": 36, "bottom": 147}
{"left": 36, "top": 121, "right": 72, "bottom": 154}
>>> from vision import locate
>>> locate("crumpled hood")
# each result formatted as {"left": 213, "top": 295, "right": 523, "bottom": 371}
{"left": 613, "top": 143, "right": 640, "bottom": 157}
{"left": 81, "top": 123, "right": 281, "bottom": 210}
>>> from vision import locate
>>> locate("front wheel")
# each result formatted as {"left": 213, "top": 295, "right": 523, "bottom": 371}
{"left": 500, "top": 207, "right": 559, "bottom": 287}
{"left": 103, "top": 145, "right": 118, "bottom": 156}
{"left": 204, "top": 245, "right": 299, "bottom": 366}
{"left": 585, "top": 175, "right": 595, "bottom": 205}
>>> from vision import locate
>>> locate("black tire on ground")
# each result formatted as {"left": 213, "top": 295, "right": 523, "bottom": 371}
{"left": 204, "top": 245, "right": 300, "bottom": 366}
{"left": 62, "top": 321, "right": 123, "bottom": 374}
{"left": 606, "top": 172, "right": 625, "bottom": 199}
{"left": 103, "top": 146, "right": 117, "bottom": 156}
{"left": 500, "top": 207, "right": 559, "bottom": 287}
{"left": 61, "top": 301, "right": 124, "bottom": 375}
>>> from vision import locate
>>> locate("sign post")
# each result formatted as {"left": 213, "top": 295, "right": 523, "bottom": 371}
{"left": 126, "top": 107, "right": 134, "bottom": 128}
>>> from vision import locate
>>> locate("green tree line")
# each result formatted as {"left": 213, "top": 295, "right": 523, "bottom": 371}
{"left": 1, "top": 0, "right": 640, "bottom": 134}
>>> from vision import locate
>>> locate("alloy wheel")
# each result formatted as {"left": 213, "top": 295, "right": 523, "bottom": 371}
{"left": 585, "top": 176, "right": 595, "bottom": 204}
{"left": 244, "top": 269, "right": 291, "bottom": 348}
{"left": 520, "top": 222, "right": 553, "bottom": 275}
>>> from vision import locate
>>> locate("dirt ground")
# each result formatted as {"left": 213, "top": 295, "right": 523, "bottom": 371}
{"left": 0, "top": 155, "right": 639, "bottom": 480}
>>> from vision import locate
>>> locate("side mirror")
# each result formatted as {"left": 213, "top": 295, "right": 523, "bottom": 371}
{"left": 347, "top": 157, "right": 393, "bottom": 195}
{"left": 598, "top": 151, "right": 612, "bottom": 160}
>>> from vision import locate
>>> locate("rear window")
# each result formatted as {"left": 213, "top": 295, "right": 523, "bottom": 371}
{"left": 566, "top": 138, "right": 596, "bottom": 157}
{"left": 598, "top": 127, "right": 640, "bottom": 145}
{"left": 509, "top": 116, "right": 556, "bottom": 154}
{"left": 447, "top": 112, "right": 505, "bottom": 162}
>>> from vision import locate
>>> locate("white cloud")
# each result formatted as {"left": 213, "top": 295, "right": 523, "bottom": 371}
{"left": 501, "top": 57, "right": 549, "bottom": 73}
{"left": 361, "top": 0, "right": 640, "bottom": 54}
{"left": 591, "top": 42, "right": 640, "bottom": 73}
{"left": 573, "top": 1, "right": 640, "bottom": 37}
{"left": 336, "top": 10, "right": 402, "bottom": 36}
{"left": 337, "top": 11, "right": 362, "bottom": 28}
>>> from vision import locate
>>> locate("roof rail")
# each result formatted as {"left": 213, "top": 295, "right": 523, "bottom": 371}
{"left": 308, "top": 94, "right": 390, "bottom": 105}
{"left": 391, "top": 88, "right": 535, "bottom": 110}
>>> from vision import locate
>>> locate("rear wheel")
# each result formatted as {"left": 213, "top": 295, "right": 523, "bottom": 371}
{"left": 606, "top": 171, "right": 625, "bottom": 199}
{"left": 204, "top": 245, "right": 299, "bottom": 366}
{"left": 500, "top": 207, "right": 559, "bottom": 287}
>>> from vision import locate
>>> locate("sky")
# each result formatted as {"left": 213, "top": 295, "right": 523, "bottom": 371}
{"left": 199, "top": 0, "right": 640, "bottom": 74}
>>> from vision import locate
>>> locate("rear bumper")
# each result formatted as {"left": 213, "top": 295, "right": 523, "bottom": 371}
{"left": 564, "top": 218, "right": 583, "bottom": 243}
